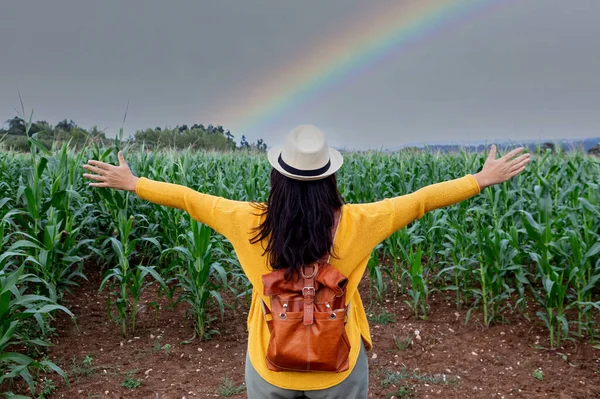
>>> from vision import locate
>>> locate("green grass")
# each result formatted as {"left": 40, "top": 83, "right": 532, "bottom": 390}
{"left": 37, "top": 378, "right": 56, "bottom": 399}
{"left": 69, "top": 355, "right": 96, "bottom": 378}
{"left": 217, "top": 376, "right": 246, "bottom": 397}
{"left": 121, "top": 377, "right": 141, "bottom": 389}
{"left": 121, "top": 370, "right": 141, "bottom": 389}
{"left": 388, "top": 384, "right": 415, "bottom": 398}
{"left": 393, "top": 334, "right": 414, "bottom": 351}
{"left": 368, "top": 310, "right": 397, "bottom": 325}
{"left": 532, "top": 368, "right": 544, "bottom": 381}
{"left": 379, "top": 367, "right": 459, "bottom": 389}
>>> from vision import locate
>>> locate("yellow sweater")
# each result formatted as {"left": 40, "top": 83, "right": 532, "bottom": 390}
{"left": 135, "top": 174, "right": 480, "bottom": 390}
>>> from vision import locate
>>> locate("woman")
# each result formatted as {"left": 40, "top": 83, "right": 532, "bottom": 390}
{"left": 83, "top": 125, "right": 530, "bottom": 398}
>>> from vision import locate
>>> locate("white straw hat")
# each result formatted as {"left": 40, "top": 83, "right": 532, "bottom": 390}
{"left": 267, "top": 125, "right": 343, "bottom": 181}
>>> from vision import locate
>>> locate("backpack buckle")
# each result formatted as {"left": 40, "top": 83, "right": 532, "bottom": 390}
{"left": 301, "top": 263, "right": 318, "bottom": 279}
{"left": 302, "top": 287, "right": 315, "bottom": 296}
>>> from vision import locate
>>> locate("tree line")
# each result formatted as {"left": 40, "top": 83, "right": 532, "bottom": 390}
{"left": 0, "top": 116, "right": 268, "bottom": 152}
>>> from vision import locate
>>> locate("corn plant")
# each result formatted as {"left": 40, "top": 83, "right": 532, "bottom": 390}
{"left": 163, "top": 220, "right": 227, "bottom": 341}
{"left": 383, "top": 232, "right": 405, "bottom": 297}
{"left": 552, "top": 230, "right": 600, "bottom": 339}
{"left": 520, "top": 202, "right": 569, "bottom": 348}
{"left": 5, "top": 122, "right": 92, "bottom": 299}
{"left": 0, "top": 266, "right": 71, "bottom": 395}
{"left": 384, "top": 225, "right": 424, "bottom": 297}
{"left": 99, "top": 210, "right": 164, "bottom": 336}
{"left": 366, "top": 244, "right": 386, "bottom": 303}
{"left": 473, "top": 221, "right": 519, "bottom": 326}
{"left": 403, "top": 245, "right": 429, "bottom": 320}
{"left": 435, "top": 210, "right": 478, "bottom": 309}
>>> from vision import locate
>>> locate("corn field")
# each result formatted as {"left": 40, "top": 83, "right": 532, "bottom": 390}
{"left": 1, "top": 133, "right": 599, "bottom": 394}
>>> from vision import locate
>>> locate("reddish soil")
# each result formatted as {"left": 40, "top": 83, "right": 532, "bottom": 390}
{"left": 36, "top": 268, "right": 600, "bottom": 398}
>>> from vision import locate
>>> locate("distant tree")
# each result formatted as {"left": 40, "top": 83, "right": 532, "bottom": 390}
{"left": 2, "top": 117, "right": 54, "bottom": 136}
{"left": 135, "top": 128, "right": 162, "bottom": 147}
{"left": 132, "top": 124, "right": 236, "bottom": 151}
{"left": 33, "top": 123, "right": 52, "bottom": 136}
{"left": 88, "top": 126, "right": 107, "bottom": 145}
{"left": 256, "top": 138, "right": 267, "bottom": 151}
{"left": 2, "top": 135, "right": 29, "bottom": 151}
{"left": 29, "top": 120, "right": 51, "bottom": 135}
{"left": 56, "top": 119, "right": 76, "bottom": 131}
{"left": 89, "top": 126, "right": 106, "bottom": 139}
{"left": 399, "top": 146, "right": 425, "bottom": 154}
{"left": 69, "top": 126, "right": 88, "bottom": 141}
{"left": 588, "top": 143, "right": 600, "bottom": 157}
{"left": 5, "top": 117, "right": 26, "bottom": 135}
{"left": 237, "top": 136, "right": 267, "bottom": 151}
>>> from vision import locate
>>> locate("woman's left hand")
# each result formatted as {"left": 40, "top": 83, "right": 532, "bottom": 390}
{"left": 473, "top": 145, "right": 531, "bottom": 189}
{"left": 82, "top": 151, "right": 139, "bottom": 192}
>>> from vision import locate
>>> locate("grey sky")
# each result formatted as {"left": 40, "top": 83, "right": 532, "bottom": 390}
{"left": 1, "top": 0, "right": 599, "bottom": 150}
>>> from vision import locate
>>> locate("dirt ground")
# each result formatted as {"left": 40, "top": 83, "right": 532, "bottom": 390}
{"left": 36, "top": 268, "right": 600, "bottom": 398}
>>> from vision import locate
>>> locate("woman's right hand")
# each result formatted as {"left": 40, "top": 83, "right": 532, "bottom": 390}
{"left": 82, "top": 151, "right": 139, "bottom": 193}
{"left": 473, "top": 145, "right": 531, "bottom": 190}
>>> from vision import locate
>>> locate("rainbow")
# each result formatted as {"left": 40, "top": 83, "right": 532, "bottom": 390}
{"left": 215, "top": 0, "right": 505, "bottom": 136}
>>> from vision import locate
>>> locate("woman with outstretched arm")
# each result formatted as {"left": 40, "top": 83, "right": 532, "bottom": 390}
{"left": 83, "top": 125, "right": 530, "bottom": 399}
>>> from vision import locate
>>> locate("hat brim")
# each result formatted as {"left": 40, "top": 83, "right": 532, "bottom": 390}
{"left": 267, "top": 147, "right": 343, "bottom": 181}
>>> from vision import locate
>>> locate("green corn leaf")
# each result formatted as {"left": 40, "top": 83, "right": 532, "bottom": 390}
{"left": 12, "top": 294, "right": 54, "bottom": 306}
{"left": 581, "top": 274, "right": 600, "bottom": 294}
{"left": 0, "top": 266, "right": 25, "bottom": 295}
{"left": 211, "top": 262, "right": 228, "bottom": 286}
{"left": 36, "top": 156, "right": 48, "bottom": 178}
{"left": 139, "top": 236, "right": 162, "bottom": 253}
{"left": 18, "top": 366, "right": 35, "bottom": 394}
{"left": 578, "top": 197, "right": 600, "bottom": 217}
{"left": 584, "top": 242, "right": 600, "bottom": 259}
{"left": 0, "top": 352, "right": 35, "bottom": 365}
{"left": 24, "top": 338, "right": 52, "bottom": 347}
{"left": 3, "top": 392, "right": 31, "bottom": 399}
{"left": 0, "top": 321, "right": 19, "bottom": 350}
{"left": 27, "top": 135, "right": 51, "bottom": 156}
{"left": 40, "top": 359, "right": 69, "bottom": 383}
{"left": 210, "top": 290, "right": 225, "bottom": 319}
{"left": 138, "top": 266, "right": 166, "bottom": 288}
{"left": 23, "top": 304, "right": 73, "bottom": 317}
{"left": 543, "top": 276, "right": 555, "bottom": 296}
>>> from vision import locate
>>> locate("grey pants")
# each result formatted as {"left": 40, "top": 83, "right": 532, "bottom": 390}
{"left": 245, "top": 341, "right": 368, "bottom": 399}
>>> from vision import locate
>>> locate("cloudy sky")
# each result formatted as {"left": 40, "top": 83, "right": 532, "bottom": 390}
{"left": 1, "top": 0, "right": 599, "bottom": 150}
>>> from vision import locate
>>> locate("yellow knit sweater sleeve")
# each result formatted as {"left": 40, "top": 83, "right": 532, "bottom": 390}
{"left": 343, "top": 175, "right": 481, "bottom": 250}
{"left": 386, "top": 174, "right": 481, "bottom": 233}
{"left": 135, "top": 177, "right": 252, "bottom": 242}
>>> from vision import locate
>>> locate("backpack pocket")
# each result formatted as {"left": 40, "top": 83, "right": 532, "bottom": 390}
{"left": 266, "top": 310, "right": 350, "bottom": 372}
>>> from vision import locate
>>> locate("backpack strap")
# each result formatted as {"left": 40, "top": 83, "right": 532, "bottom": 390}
{"left": 325, "top": 209, "right": 342, "bottom": 263}
{"left": 260, "top": 298, "right": 274, "bottom": 333}
{"left": 301, "top": 263, "right": 318, "bottom": 325}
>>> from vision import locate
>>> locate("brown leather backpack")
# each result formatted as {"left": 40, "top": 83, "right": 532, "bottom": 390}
{"left": 261, "top": 262, "right": 350, "bottom": 372}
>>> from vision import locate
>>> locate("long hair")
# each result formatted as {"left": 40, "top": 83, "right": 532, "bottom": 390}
{"left": 251, "top": 169, "right": 344, "bottom": 279}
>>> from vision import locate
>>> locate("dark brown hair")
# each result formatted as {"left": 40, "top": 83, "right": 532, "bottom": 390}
{"left": 251, "top": 169, "right": 344, "bottom": 279}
